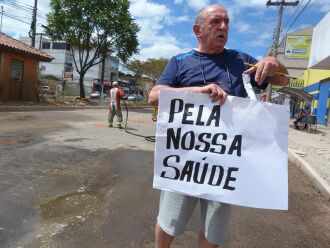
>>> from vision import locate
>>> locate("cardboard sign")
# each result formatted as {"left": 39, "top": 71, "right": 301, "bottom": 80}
{"left": 153, "top": 90, "right": 289, "bottom": 210}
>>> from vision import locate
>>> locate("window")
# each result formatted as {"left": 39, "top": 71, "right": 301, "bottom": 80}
{"left": 9, "top": 59, "right": 24, "bottom": 81}
{"left": 52, "top": 42, "right": 68, "bottom": 50}
{"left": 42, "top": 42, "right": 51, "bottom": 49}
{"left": 118, "top": 81, "right": 128, "bottom": 87}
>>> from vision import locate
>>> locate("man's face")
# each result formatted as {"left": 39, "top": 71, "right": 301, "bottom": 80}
{"left": 196, "top": 7, "right": 229, "bottom": 53}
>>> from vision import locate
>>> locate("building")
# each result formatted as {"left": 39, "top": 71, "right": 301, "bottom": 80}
{"left": 304, "top": 11, "right": 330, "bottom": 125}
{"left": 267, "top": 21, "right": 330, "bottom": 126}
{"left": 0, "top": 33, "right": 53, "bottom": 101}
{"left": 273, "top": 26, "right": 314, "bottom": 80}
{"left": 19, "top": 35, "right": 119, "bottom": 96}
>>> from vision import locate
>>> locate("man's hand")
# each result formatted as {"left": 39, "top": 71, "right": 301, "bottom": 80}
{"left": 244, "top": 56, "right": 281, "bottom": 85}
{"left": 196, "top": 83, "right": 227, "bottom": 105}
{"left": 148, "top": 83, "right": 227, "bottom": 106}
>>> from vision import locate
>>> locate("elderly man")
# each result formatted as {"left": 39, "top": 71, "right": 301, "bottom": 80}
{"left": 148, "top": 4, "right": 289, "bottom": 248}
{"left": 108, "top": 81, "right": 124, "bottom": 128}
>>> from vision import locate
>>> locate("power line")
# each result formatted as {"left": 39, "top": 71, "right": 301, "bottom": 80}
{"left": 1, "top": 0, "right": 34, "bottom": 10}
{"left": 30, "top": 0, "right": 38, "bottom": 47}
{"left": 280, "top": 0, "right": 311, "bottom": 41}
{"left": 266, "top": 0, "right": 299, "bottom": 102}
{"left": 281, "top": 0, "right": 305, "bottom": 33}
{"left": 0, "top": 0, "right": 33, "bottom": 14}
{"left": 2, "top": 12, "right": 31, "bottom": 25}
{"left": 0, "top": 6, "right": 3, "bottom": 32}
{"left": 1, "top": 0, "right": 33, "bottom": 9}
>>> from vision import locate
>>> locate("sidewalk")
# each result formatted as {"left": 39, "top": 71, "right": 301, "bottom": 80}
{"left": 288, "top": 120, "right": 330, "bottom": 199}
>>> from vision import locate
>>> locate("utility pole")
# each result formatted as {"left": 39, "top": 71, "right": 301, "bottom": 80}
{"left": 30, "top": 0, "right": 38, "bottom": 47}
{"left": 266, "top": 0, "right": 299, "bottom": 102}
{"left": 100, "top": 53, "right": 106, "bottom": 102}
{"left": 0, "top": 6, "right": 3, "bottom": 33}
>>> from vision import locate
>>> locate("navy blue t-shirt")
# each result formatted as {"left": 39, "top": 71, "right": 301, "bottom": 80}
{"left": 157, "top": 49, "right": 268, "bottom": 97}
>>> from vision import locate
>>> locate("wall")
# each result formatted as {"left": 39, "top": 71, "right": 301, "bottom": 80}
{"left": 0, "top": 52, "right": 4, "bottom": 99}
{"left": 274, "top": 26, "right": 313, "bottom": 79}
{"left": 300, "top": 69, "right": 330, "bottom": 125}
{"left": 40, "top": 49, "right": 70, "bottom": 79}
{"left": 20, "top": 36, "right": 120, "bottom": 97}
{"left": 302, "top": 69, "right": 330, "bottom": 86}
{"left": 0, "top": 51, "right": 39, "bottom": 101}
{"left": 308, "top": 12, "right": 330, "bottom": 69}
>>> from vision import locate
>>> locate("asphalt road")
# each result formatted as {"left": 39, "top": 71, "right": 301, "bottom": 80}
{"left": 0, "top": 108, "right": 329, "bottom": 248}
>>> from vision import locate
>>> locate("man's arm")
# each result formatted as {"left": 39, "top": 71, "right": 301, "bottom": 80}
{"left": 148, "top": 84, "right": 227, "bottom": 106}
{"left": 244, "top": 56, "right": 289, "bottom": 86}
{"left": 118, "top": 89, "right": 125, "bottom": 98}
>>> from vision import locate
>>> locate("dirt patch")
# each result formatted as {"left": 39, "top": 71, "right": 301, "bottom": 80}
{"left": 63, "top": 138, "right": 91, "bottom": 142}
{"left": 0, "top": 115, "right": 34, "bottom": 121}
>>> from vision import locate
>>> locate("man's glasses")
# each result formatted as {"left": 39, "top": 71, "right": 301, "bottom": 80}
{"left": 199, "top": 60, "right": 233, "bottom": 93}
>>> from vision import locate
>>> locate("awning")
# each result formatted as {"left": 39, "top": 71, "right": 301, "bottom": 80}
{"left": 93, "top": 81, "right": 111, "bottom": 87}
{"left": 275, "top": 87, "right": 314, "bottom": 103}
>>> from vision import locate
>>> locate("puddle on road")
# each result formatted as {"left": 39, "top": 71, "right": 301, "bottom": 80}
{"left": 9, "top": 191, "right": 107, "bottom": 247}
{"left": 6, "top": 148, "right": 154, "bottom": 247}
{"left": 39, "top": 192, "right": 103, "bottom": 220}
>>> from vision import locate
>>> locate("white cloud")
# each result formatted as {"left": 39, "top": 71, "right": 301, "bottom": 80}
{"left": 129, "top": 0, "right": 193, "bottom": 60}
{"left": 135, "top": 43, "right": 189, "bottom": 60}
{"left": 130, "top": 0, "right": 170, "bottom": 18}
{"left": 174, "top": 0, "right": 184, "bottom": 4}
{"left": 230, "top": 0, "right": 330, "bottom": 14}
{"left": 311, "top": 0, "right": 330, "bottom": 12}
{"left": 186, "top": 0, "right": 210, "bottom": 10}
{"left": 0, "top": 0, "right": 50, "bottom": 38}
{"left": 177, "top": 15, "right": 190, "bottom": 22}
{"left": 234, "top": 21, "right": 252, "bottom": 33}
{"left": 165, "top": 15, "right": 190, "bottom": 25}
{"left": 245, "top": 31, "right": 273, "bottom": 47}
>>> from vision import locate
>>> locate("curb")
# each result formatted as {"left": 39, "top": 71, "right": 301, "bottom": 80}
{"left": 0, "top": 105, "right": 107, "bottom": 112}
{"left": 0, "top": 105, "right": 152, "bottom": 112}
{"left": 288, "top": 149, "right": 330, "bottom": 200}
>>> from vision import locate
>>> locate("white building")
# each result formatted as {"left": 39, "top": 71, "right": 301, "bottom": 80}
{"left": 19, "top": 35, "right": 119, "bottom": 95}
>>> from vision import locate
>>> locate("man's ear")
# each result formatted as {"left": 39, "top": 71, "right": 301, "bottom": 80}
{"left": 193, "top": 24, "right": 201, "bottom": 37}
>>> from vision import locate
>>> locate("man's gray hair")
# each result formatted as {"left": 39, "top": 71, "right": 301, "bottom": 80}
{"left": 195, "top": 7, "right": 207, "bottom": 25}
{"left": 194, "top": 5, "right": 227, "bottom": 25}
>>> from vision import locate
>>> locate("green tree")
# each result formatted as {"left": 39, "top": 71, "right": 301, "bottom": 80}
{"left": 143, "top": 58, "right": 168, "bottom": 80}
{"left": 125, "top": 58, "right": 168, "bottom": 81}
{"left": 124, "top": 59, "right": 144, "bottom": 81}
{"left": 45, "top": 0, "right": 139, "bottom": 98}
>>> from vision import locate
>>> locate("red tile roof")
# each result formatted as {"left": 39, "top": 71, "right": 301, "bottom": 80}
{"left": 0, "top": 32, "right": 53, "bottom": 62}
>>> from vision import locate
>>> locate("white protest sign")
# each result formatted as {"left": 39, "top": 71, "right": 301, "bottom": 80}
{"left": 153, "top": 90, "right": 289, "bottom": 210}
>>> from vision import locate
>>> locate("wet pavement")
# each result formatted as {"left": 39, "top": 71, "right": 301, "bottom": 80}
{"left": 0, "top": 109, "right": 329, "bottom": 248}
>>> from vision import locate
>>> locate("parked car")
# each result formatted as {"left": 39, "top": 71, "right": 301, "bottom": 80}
{"left": 41, "top": 85, "right": 49, "bottom": 94}
{"left": 127, "top": 94, "right": 137, "bottom": 101}
{"left": 90, "top": 91, "right": 107, "bottom": 99}
{"left": 136, "top": 94, "right": 144, "bottom": 101}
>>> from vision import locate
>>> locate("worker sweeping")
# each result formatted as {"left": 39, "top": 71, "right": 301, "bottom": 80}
{"left": 108, "top": 81, "right": 124, "bottom": 128}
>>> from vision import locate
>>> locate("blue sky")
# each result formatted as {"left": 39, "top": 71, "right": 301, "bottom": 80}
{"left": 1, "top": 0, "right": 330, "bottom": 61}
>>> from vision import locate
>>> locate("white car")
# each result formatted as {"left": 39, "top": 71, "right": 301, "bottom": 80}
{"left": 90, "top": 91, "right": 107, "bottom": 99}
{"left": 127, "top": 94, "right": 137, "bottom": 101}
{"left": 136, "top": 94, "right": 144, "bottom": 100}
{"left": 41, "top": 85, "right": 49, "bottom": 94}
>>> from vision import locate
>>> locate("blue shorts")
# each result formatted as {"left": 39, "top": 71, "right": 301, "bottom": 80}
{"left": 157, "top": 190, "right": 231, "bottom": 244}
